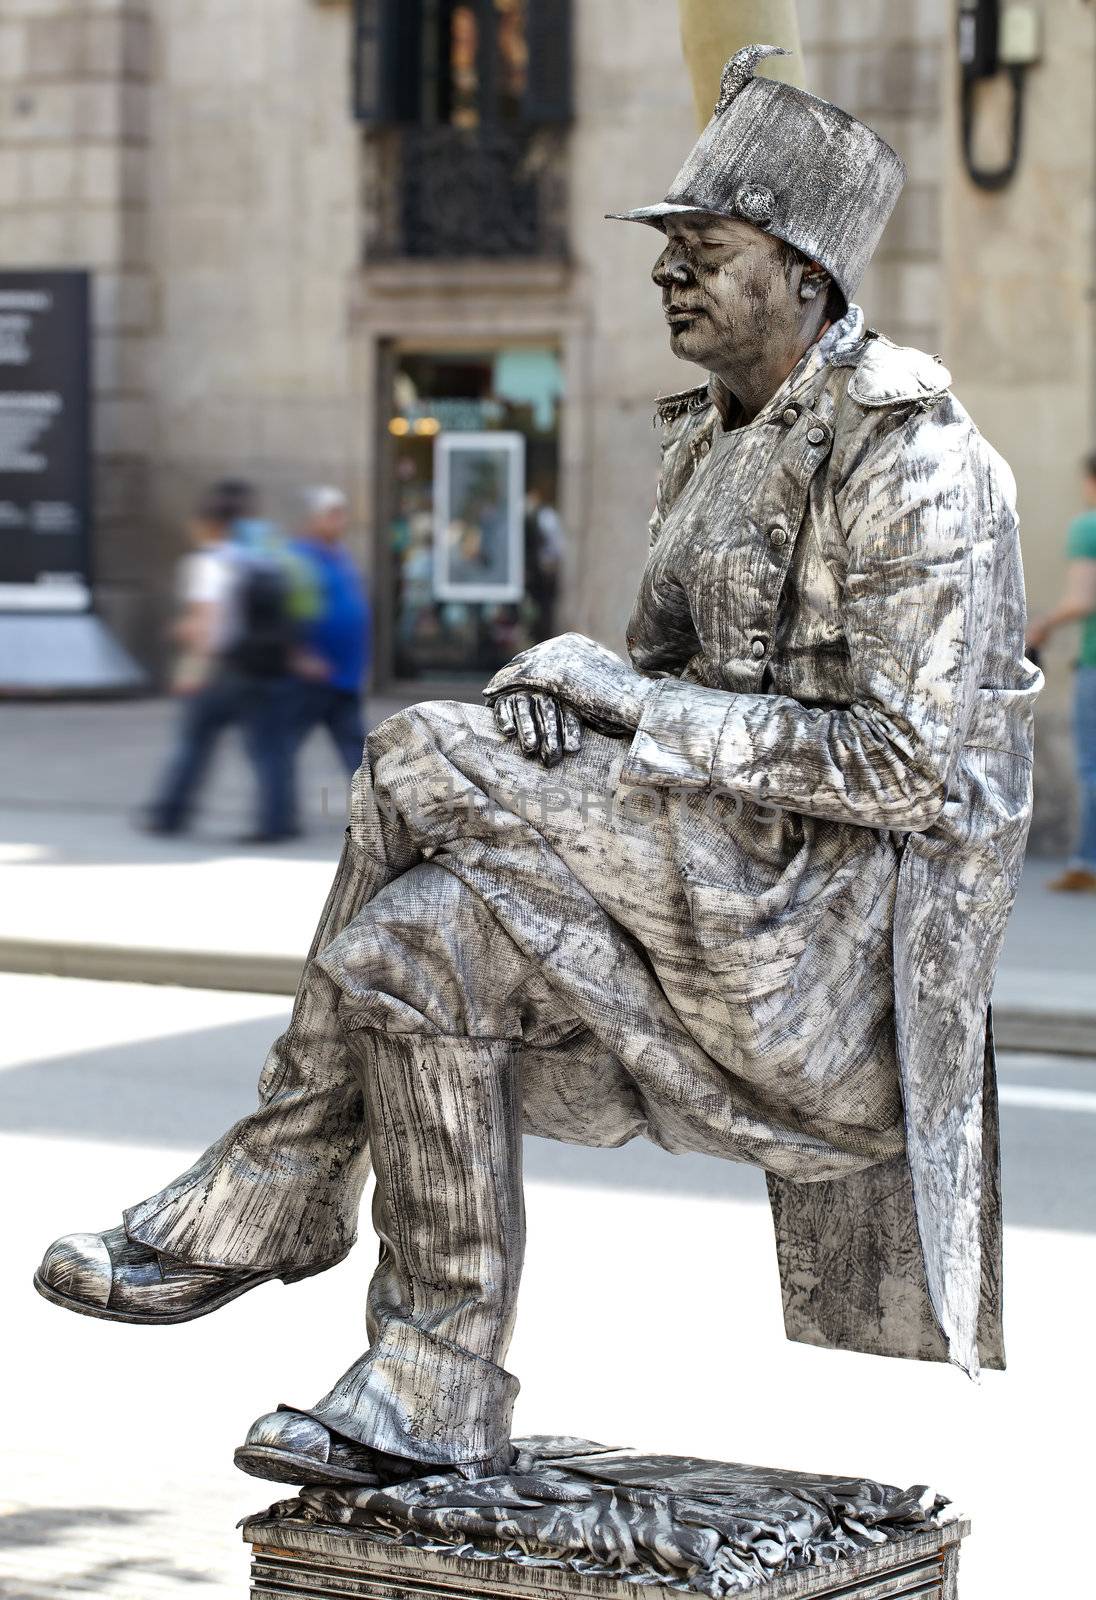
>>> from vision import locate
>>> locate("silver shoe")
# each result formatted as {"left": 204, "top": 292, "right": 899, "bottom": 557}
{"left": 234, "top": 1407, "right": 515, "bottom": 1488}
{"left": 33, "top": 1225, "right": 328, "bottom": 1326}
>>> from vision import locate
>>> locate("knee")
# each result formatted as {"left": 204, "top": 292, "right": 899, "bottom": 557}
{"left": 370, "top": 700, "right": 446, "bottom": 743}
{"left": 368, "top": 699, "right": 494, "bottom": 762}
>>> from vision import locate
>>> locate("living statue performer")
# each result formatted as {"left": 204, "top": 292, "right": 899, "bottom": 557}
{"left": 36, "top": 49, "right": 1039, "bottom": 1491}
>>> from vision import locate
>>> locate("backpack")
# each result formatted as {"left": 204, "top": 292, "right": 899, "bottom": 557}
{"left": 226, "top": 555, "right": 295, "bottom": 678}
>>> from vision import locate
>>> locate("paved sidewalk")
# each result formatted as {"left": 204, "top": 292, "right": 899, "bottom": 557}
{"left": 0, "top": 698, "right": 1092, "bottom": 1050}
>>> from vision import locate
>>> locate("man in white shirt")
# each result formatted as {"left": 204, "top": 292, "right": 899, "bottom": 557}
{"left": 145, "top": 482, "right": 296, "bottom": 842}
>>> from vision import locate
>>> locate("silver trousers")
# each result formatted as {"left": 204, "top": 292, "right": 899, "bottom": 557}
{"left": 309, "top": 1029, "right": 525, "bottom": 1465}
{"left": 127, "top": 854, "right": 592, "bottom": 1465}
{"left": 124, "top": 702, "right": 907, "bottom": 1460}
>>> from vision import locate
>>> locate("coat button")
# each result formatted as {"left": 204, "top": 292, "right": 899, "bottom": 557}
{"left": 698, "top": 438, "right": 710, "bottom": 456}
{"left": 750, "top": 637, "right": 767, "bottom": 659}
{"left": 806, "top": 425, "right": 827, "bottom": 446}
{"left": 768, "top": 525, "right": 788, "bottom": 548}
{"left": 781, "top": 406, "right": 799, "bottom": 426}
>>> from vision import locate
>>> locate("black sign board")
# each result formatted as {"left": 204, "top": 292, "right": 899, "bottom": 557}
{"left": 0, "top": 270, "right": 91, "bottom": 611}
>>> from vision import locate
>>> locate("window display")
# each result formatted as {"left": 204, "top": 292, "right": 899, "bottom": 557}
{"left": 383, "top": 345, "right": 562, "bottom": 682}
{"left": 433, "top": 432, "right": 525, "bottom": 604}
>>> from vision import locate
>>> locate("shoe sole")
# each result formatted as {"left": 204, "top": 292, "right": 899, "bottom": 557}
{"left": 234, "top": 1443, "right": 379, "bottom": 1488}
{"left": 31, "top": 1256, "right": 341, "bottom": 1327}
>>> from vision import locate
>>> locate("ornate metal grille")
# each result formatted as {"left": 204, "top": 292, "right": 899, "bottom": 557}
{"left": 355, "top": 0, "right": 571, "bottom": 261}
{"left": 365, "top": 126, "right": 568, "bottom": 261}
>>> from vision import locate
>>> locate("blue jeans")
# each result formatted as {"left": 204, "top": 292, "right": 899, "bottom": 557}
{"left": 290, "top": 683, "right": 366, "bottom": 775}
{"left": 285, "top": 683, "right": 366, "bottom": 833}
{"left": 149, "top": 670, "right": 295, "bottom": 838}
{"left": 1074, "top": 664, "right": 1096, "bottom": 869}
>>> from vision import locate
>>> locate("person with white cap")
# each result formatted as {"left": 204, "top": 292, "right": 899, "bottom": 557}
{"left": 289, "top": 486, "right": 372, "bottom": 792}
{"left": 37, "top": 50, "right": 1038, "bottom": 1491}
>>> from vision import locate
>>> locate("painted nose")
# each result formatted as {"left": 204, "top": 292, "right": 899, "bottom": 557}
{"left": 652, "top": 251, "right": 694, "bottom": 290}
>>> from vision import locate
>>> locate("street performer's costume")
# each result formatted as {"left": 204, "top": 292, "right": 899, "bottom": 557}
{"left": 36, "top": 50, "right": 1040, "bottom": 1487}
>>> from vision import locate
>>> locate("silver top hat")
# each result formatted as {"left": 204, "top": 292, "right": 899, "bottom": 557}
{"left": 609, "top": 45, "right": 906, "bottom": 308}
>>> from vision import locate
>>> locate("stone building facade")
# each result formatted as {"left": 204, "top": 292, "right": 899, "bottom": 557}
{"left": 0, "top": 0, "right": 1091, "bottom": 848}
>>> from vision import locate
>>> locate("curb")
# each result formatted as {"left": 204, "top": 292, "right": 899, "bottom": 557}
{"left": 991, "top": 1010, "right": 1096, "bottom": 1056}
{"left": 0, "top": 938, "right": 1092, "bottom": 1056}
{"left": 0, "top": 937, "right": 303, "bottom": 997}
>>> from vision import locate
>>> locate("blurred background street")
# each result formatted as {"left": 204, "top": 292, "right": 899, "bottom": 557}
{"left": 2, "top": 0, "right": 1095, "bottom": 1597}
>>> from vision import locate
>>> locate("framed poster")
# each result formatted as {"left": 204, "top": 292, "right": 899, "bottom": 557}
{"left": 0, "top": 270, "right": 91, "bottom": 613}
{"left": 433, "top": 431, "right": 525, "bottom": 603}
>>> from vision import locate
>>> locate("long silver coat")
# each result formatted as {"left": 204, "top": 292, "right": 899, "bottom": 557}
{"left": 615, "top": 305, "right": 1039, "bottom": 1377}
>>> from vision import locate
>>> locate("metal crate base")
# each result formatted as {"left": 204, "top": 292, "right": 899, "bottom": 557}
{"left": 244, "top": 1520, "right": 965, "bottom": 1600}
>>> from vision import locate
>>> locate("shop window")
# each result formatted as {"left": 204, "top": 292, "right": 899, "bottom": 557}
{"left": 379, "top": 345, "right": 565, "bottom": 683}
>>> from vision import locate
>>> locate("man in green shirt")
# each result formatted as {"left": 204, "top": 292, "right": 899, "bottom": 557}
{"left": 1027, "top": 453, "right": 1096, "bottom": 889}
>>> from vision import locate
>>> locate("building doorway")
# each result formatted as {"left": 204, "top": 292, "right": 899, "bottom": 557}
{"left": 377, "top": 342, "right": 564, "bottom": 686}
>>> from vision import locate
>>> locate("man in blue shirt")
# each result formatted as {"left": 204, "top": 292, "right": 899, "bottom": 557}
{"left": 290, "top": 487, "right": 371, "bottom": 791}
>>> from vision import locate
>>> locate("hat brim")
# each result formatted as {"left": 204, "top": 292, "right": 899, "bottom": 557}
{"left": 604, "top": 202, "right": 724, "bottom": 227}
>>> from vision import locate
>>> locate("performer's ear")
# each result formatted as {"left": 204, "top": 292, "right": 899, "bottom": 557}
{"left": 798, "top": 260, "right": 829, "bottom": 303}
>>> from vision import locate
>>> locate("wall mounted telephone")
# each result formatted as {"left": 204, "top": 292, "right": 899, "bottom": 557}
{"left": 958, "top": 1, "right": 1042, "bottom": 190}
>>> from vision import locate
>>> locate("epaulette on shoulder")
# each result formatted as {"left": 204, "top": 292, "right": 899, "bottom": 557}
{"left": 846, "top": 334, "right": 952, "bottom": 409}
{"left": 653, "top": 384, "right": 712, "bottom": 428}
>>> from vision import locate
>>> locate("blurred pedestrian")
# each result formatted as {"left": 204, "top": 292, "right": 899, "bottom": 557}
{"left": 289, "top": 486, "right": 371, "bottom": 789}
{"left": 161, "top": 492, "right": 235, "bottom": 699}
{"left": 523, "top": 479, "right": 564, "bottom": 642}
{"left": 1026, "top": 452, "right": 1096, "bottom": 891}
{"left": 145, "top": 482, "right": 298, "bottom": 843}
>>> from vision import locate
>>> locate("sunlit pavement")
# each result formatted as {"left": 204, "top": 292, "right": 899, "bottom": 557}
{"left": 1, "top": 973, "right": 1094, "bottom": 1598}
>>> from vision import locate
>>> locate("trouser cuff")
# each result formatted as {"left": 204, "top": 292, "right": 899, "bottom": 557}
{"left": 303, "top": 1319, "right": 519, "bottom": 1466}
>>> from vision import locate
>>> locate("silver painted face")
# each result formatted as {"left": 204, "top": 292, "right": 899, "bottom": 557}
{"left": 651, "top": 214, "right": 800, "bottom": 376}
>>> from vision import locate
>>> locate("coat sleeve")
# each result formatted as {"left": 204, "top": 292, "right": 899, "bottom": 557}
{"left": 620, "top": 402, "right": 996, "bottom": 832}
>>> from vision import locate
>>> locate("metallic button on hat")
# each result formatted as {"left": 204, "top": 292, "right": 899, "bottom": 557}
{"left": 768, "top": 526, "right": 788, "bottom": 547}
{"left": 750, "top": 637, "right": 767, "bottom": 659}
{"left": 734, "top": 184, "right": 776, "bottom": 228}
{"left": 781, "top": 407, "right": 799, "bottom": 427}
{"left": 807, "top": 425, "right": 827, "bottom": 446}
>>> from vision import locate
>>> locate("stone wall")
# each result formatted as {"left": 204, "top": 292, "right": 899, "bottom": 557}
{"left": 144, "top": 0, "right": 364, "bottom": 637}
{"left": 0, "top": 0, "right": 155, "bottom": 655}
{"left": 799, "top": 0, "right": 947, "bottom": 357}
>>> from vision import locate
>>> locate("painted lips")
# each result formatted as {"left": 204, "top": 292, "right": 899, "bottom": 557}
{"left": 665, "top": 305, "right": 703, "bottom": 328}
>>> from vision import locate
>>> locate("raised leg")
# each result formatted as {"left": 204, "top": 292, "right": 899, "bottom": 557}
{"left": 35, "top": 826, "right": 391, "bottom": 1318}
